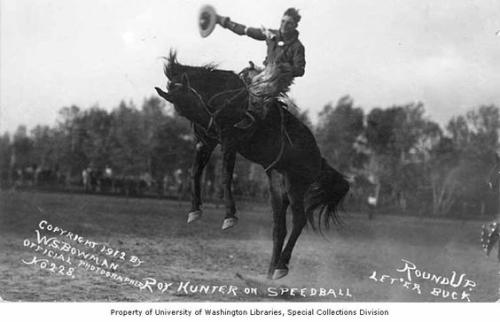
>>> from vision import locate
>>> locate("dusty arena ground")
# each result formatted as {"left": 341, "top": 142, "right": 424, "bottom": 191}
{"left": 0, "top": 190, "right": 498, "bottom": 302}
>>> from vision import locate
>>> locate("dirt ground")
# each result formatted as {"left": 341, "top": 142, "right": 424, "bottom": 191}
{"left": 0, "top": 190, "right": 498, "bottom": 302}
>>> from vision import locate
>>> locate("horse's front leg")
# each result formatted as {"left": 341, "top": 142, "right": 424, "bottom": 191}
{"left": 187, "top": 140, "right": 217, "bottom": 223}
{"left": 221, "top": 146, "right": 238, "bottom": 230}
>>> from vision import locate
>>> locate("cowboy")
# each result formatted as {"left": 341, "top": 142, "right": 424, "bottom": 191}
{"left": 216, "top": 8, "right": 306, "bottom": 129}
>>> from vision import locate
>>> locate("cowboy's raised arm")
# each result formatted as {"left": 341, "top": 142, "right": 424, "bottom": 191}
{"left": 217, "top": 16, "right": 266, "bottom": 41}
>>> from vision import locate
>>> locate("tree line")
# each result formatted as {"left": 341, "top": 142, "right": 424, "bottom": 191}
{"left": 0, "top": 95, "right": 498, "bottom": 218}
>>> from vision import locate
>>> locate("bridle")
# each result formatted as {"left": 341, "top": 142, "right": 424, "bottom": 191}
{"left": 172, "top": 79, "right": 248, "bottom": 136}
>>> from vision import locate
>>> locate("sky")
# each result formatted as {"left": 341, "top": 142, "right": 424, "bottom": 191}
{"left": 1, "top": 0, "right": 500, "bottom": 133}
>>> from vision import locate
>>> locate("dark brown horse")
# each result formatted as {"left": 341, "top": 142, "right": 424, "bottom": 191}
{"left": 155, "top": 52, "right": 349, "bottom": 279}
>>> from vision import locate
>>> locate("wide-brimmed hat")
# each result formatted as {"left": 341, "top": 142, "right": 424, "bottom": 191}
{"left": 198, "top": 5, "right": 218, "bottom": 38}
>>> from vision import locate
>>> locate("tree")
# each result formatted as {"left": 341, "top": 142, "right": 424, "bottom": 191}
{"left": 440, "top": 105, "right": 500, "bottom": 216}
{"left": 0, "top": 133, "right": 12, "bottom": 184}
{"left": 365, "top": 103, "right": 441, "bottom": 212}
{"left": 78, "top": 107, "right": 112, "bottom": 169}
{"left": 107, "top": 101, "right": 148, "bottom": 174}
{"left": 316, "top": 96, "right": 365, "bottom": 172}
{"left": 31, "top": 125, "right": 56, "bottom": 168}
{"left": 428, "top": 138, "right": 460, "bottom": 215}
{"left": 56, "top": 105, "right": 87, "bottom": 176}
{"left": 150, "top": 112, "right": 194, "bottom": 179}
{"left": 141, "top": 96, "right": 168, "bottom": 175}
{"left": 12, "top": 125, "right": 34, "bottom": 169}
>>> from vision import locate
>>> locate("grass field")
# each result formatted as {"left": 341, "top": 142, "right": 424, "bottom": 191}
{"left": 0, "top": 190, "right": 498, "bottom": 302}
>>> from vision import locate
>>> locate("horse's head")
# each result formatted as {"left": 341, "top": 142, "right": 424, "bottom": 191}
{"left": 156, "top": 51, "right": 250, "bottom": 130}
{"left": 155, "top": 73, "right": 211, "bottom": 124}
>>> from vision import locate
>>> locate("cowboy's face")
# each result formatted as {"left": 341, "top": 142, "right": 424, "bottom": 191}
{"left": 280, "top": 15, "right": 297, "bottom": 35}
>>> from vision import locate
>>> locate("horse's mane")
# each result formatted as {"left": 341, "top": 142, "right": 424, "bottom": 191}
{"left": 162, "top": 50, "right": 216, "bottom": 79}
{"left": 162, "top": 50, "right": 245, "bottom": 103}
{"left": 162, "top": 50, "right": 239, "bottom": 84}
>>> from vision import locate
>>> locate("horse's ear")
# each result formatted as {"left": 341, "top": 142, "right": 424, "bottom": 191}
{"left": 181, "top": 73, "right": 190, "bottom": 88}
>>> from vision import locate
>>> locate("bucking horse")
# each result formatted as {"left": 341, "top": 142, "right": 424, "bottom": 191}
{"left": 155, "top": 51, "right": 349, "bottom": 280}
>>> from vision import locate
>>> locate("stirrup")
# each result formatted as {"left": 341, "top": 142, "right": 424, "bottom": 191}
{"left": 234, "top": 112, "right": 256, "bottom": 129}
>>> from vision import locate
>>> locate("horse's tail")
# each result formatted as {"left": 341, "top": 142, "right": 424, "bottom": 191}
{"left": 304, "top": 158, "right": 349, "bottom": 231}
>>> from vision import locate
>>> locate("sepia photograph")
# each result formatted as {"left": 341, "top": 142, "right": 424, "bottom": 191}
{"left": 1, "top": 0, "right": 500, "bottom": 309}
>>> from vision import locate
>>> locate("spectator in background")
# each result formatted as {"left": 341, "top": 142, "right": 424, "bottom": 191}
{"left": 367, "top": 193, "right": 377, "bottom": 220}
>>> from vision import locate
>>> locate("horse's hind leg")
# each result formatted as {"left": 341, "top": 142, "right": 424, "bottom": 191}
{"left": 272, "top": 174, "right": 308, "bottom": 280}
{"left": 267, "top": 170, "right": 289, "bottom": 279}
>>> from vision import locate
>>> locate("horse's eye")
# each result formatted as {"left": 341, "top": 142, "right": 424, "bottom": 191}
{"left": 167, "top": 82, "right": 183, "bottom": 91}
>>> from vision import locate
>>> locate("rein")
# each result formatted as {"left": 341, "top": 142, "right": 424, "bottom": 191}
{"left": 184, "top": 84, "right": 247, "bottom": 135}
{"left": 264, "top": 105, "right": 286, "bottom": 172}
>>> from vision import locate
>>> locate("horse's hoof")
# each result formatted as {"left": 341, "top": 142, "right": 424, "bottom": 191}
{"left": 222, "top": 217, "right": 238, "bottom": 230}
{"left": 272, "top": 268, "right": 289, "bottom": 280}
{"left": 187, "top": 210, "right": 202, "bottom": 224}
